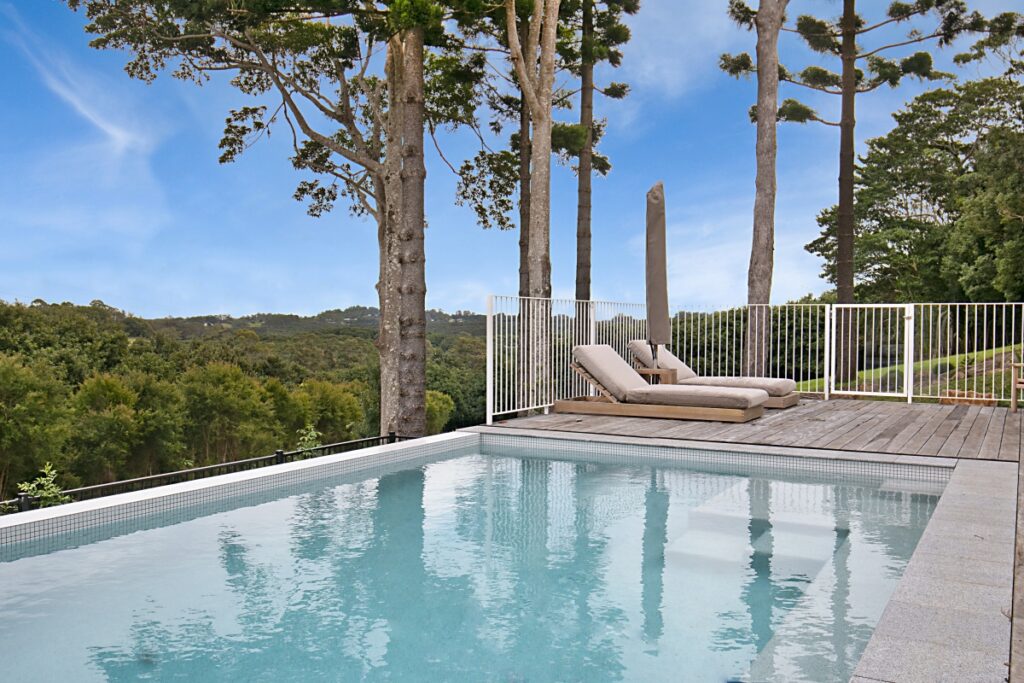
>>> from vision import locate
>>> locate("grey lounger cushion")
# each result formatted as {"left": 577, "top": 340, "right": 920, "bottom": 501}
{"left": 627, "top": 340, "right": 697, "bottom": 380}
{"left": 628, "top": 339, "right": 797, "bottom": 396}
{"left": 573, "top": 344, "right": 648, "bottom": 401}
{"left": 574, "top": 344, "right": 769, "bottom": 409}
{"left": 625, "top": 384, "right": 768, "bottom": 409}
{"left": 681, "top": 376, "right": 797, "bottom": 397}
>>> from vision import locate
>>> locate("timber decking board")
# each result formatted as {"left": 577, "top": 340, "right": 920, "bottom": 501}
{"left": 917, "top": 405, "right": 970, "bottom": 456}
{"left": 936, "top": 405, "right": 983, "bottom": 458}
{"left": 999, "top": 412, "right": 1022, "bottom": 461}
{"left": 958, "top": 406, "right": 995, "bottom": 458}
{"left": 493, "top": 398, "right": 1019, "bottom": 461}
{"left": 981, "top": 408, "right": 1009, "bottom": 459}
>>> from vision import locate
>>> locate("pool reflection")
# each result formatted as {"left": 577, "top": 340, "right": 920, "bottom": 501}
{"left": 66, "top": 455, "right": 943, "bottom": 681}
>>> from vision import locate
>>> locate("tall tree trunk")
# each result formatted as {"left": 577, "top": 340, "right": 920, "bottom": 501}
{"left": 745, "top": 0, "right": 788, "bottom": 377}
{"left": 506, "top": 0, "right": 560, "bottom": 410}
{"left": 837, "top": 0, "right": 858, "bottom": 382}
{"left": 528, "top": 114, "right": 553, "bottom": 299}
{"left": 518, "top": 91, "right": 532, "bottom": 298}
{"left": 837, "top": 0, "right": 857, "bottom": 305}
{"left": 575, "top": 0, "right": 594, "bottom": 302}
{"left": 379, "top": 28, "right": 427, "bottom": 437}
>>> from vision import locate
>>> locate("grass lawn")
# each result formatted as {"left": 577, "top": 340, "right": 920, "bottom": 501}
{"left": 795, "top": 343, "right": 1021, "bottom": 394}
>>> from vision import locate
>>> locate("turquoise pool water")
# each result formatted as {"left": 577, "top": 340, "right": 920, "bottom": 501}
{"left": 0, "top": 447, "right": 944, "bottom": 682}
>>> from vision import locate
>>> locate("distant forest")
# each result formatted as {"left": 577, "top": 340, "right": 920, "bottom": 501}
{"left": 0, "top": 300, "right": 485, "bottom": 500}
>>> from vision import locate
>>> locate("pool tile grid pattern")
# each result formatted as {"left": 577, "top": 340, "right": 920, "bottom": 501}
{"left": 0, "top": 432, "right": 480, "bottom": 559}
{"left": 476, "top": 430, "right": 953, "bottom": 486}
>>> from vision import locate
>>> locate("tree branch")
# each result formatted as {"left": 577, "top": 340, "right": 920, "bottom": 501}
{"left": 781, "top": 76, "right": 843, "bottom": 95}
{"left": 857, "top": 30, "right": 943, "bottom": 59}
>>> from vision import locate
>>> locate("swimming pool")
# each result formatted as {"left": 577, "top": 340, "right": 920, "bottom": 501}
{"left": 0, "top": 434, "right": 948, "bottom": 681}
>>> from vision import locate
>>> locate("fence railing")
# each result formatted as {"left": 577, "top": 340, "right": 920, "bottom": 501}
{"left": 486, "top": 296, "right": 648, "bottom": 419}
{"left": 1, "top": 433, "right": 412, "bottom": 515}
{"left": 485, "top": 295, "right": 1024, "bottom": 422}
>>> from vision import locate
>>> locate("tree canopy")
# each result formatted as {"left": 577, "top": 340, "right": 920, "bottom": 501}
{"left": 806, "top": 77, "right": 1024, "bottom": 303}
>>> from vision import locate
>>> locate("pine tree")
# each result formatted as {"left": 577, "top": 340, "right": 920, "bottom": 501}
{"left": 563, "top": 0, "right": 637, "bottom": 301}
{"left": 721, "top": 0, "right": 789, "bottom": 376}
{"left": 723, "top": 0, "right": 989, "bottom": 306}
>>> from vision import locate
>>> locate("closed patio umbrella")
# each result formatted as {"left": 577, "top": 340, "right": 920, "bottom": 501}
{"left": 646, "top": 182, "right": 670, "bottom": 366}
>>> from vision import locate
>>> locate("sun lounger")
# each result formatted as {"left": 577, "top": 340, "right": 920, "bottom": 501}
{"left": 627, "top": 340, "right": 800, "bottom": 409}
{"left": 552, "top": 345, "right": 768, "bottom": 423}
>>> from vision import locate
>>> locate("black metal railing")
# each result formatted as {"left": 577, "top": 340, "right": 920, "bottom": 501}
{"left": 1, "top": 432, "right": 412, "bottom": 515}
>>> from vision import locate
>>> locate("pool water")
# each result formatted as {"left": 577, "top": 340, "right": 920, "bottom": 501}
{"left": 0, "top": 449, "right": 944, "bottom": 682}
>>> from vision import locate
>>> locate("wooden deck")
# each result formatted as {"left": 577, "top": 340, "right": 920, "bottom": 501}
{"left": 494, "top": 398, "right": 1023, "bottom": 461}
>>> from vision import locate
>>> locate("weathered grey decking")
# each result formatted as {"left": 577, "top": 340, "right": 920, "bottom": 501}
{"left": 494, "top": 398, "right": 1023, "bottom": 461}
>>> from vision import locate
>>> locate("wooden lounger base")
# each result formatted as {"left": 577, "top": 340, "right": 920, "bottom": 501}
{"left": 552, "top": 397, "right": 764, "bottom": 423}
{"left": 765, "top": 392, "right": 800, "bottom": 409}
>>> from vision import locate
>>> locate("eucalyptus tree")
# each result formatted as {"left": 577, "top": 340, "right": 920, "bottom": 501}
{"left": 722, "top": 0, "right": 988, "bottom": 306}
{"left": 505, "top": 0, "right": 563, "bottom": 299}
{"left": 65, "top": 0, "right": 486, "bottom": 436}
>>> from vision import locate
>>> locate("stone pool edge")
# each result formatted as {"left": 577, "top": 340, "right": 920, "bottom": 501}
{"left": 851, "top": 459, "right": 1014, "bottom": 683}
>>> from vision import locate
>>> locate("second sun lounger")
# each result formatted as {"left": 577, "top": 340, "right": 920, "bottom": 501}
{"left": 627, "top": 340, "right": 801, "bottom": 409}
{"left": 553, "top": 345, "right": 768, "bottom": 423}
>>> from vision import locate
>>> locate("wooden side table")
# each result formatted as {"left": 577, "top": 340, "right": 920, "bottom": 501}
{"left": 637, "top": 367, "right": 678, "bottom": 385}
{"left": 1012, "top": 362, "right": 1023, "bottom": 414}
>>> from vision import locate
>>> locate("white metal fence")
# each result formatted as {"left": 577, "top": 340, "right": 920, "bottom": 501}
{"left": 486, "top": 296, "right": 647, "bottom": 419}
{"left": 485, "top": 296, "right": 1024, "bottom": 423}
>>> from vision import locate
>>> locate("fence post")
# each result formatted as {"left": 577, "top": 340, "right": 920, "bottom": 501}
{"left": 388, "top": 431, "right": 397, "bottom": 444}
{"left": 904, "top": 304, "right": 915, "bottom": 404}
{"left": 275, "top": 449, "right": 285, "bottom": 465}
{"left": 16, "top": 492, "right": 32, "bottom": 512}
{"left": 824, "top": 304, "right": 833, "bottom": 401}
{"left": 486, "top": 294, "right": 494, "bottom": 425}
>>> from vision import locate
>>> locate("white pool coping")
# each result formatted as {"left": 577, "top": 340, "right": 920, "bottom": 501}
{"left": 1, "top": 431, "right": 479, "bottom": 553}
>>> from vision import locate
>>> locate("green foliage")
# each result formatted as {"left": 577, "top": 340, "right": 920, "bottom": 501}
{"left": 425, "top": 390, "right": 456, "bottom": 434}
{"left": 455, "top": 149, "right": 519, "bottom": 231}
{"left": 805, "top": 77, "right": 1024, "bottom": 302}
{"left": 295, "top": 379, "right": 365, "bottom": 443}
{"left": 953, "top": 12, "right": 1024, "bottom": 74}
{"left": 720, "top": 52, "right": 755, "bottom": 78}
{"left": 795, "top": 16, "right": 840, "bottom": 55}
{"left": 0, "top": 300, "right": 489, "bottom": 499}
{"left": 776, "top": 98, "right": 817, "bottom": 124}
{"left": 181, "top": 363, "right": 277, "bottom": 465}
{"left": 17, "top": 463, "right": 71, "bottom": 508}
{"left": 426, "top": 334, "right": 486, "bottom": 429}
{"left": 947, "top": 128, "right": 1024, "bottom": 301}
{"left": 296, "top": 423, "right": 324, "bottom": 457}
{"left": 726, "top": 0, "right": 757, "bottom": 30}
{"left": 799, "top": 66, "right": 841, "bottom": 90}
{"left": 0, "top": 355, "right": 66, "bottom": 500}
{"left": 70, "top": 374, "right": 139, "bottom": 484}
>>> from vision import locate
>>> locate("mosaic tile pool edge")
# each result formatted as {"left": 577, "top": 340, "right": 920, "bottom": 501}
{"left": 0, "top": 432, "right": 480, "bottom": 558}
{"left": 2, "top": 429, "right": 953, "bottom": 561}
{"left": 479, "top": 432, "right": 953, "bottom": 487}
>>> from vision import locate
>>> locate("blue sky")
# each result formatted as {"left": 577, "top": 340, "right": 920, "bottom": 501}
{"left": 0, "top": 1, "right": 1012, "bottom": 316}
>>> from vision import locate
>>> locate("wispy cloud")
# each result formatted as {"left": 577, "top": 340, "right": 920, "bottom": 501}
{"left": 1, "top": 4, "right": 155, "bottom": 155}
{"left": 611, "top": 1, "right": 743, "bottom": 100}
{"left": 0, "top": 4, "right": 171, "bottom": 244}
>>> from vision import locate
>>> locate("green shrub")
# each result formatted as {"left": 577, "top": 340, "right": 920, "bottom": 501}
{"left": 17, "top": 463, "right": 71, "bottom": 508}
{"left": 425, "top": 391, "right": 455, "bottom": 435}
